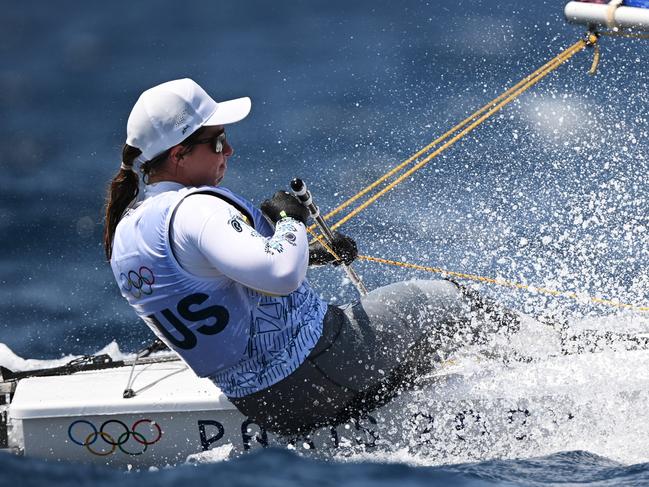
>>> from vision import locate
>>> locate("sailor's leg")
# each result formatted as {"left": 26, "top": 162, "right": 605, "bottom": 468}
{"left": 229, "top": 306, "right": 358, "bottom": 437}
{"left": 227, "top": 280, "right": 458, "bottom": 436}
{"left": 310, "top": 280, "right": 468, "bottom": 389}
{"left": 450, "top": 281, "right": 567, "bottom": 361}
{"left": 230, "top": 279, "right": 524, "bottom": 435}
{"left": 311, "top": 279, "right": 523, "bottom": 389}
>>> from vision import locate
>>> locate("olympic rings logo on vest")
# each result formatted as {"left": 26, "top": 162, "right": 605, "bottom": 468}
{"left": 120, "top": 266, "right": 155, "bottom": 298}
{"left": 67, "top": 419, "right": 163, "bottom": 456}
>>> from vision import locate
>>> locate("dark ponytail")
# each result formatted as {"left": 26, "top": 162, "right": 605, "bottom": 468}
{"left": 103, "top": 127, "right": 208, "bottom": 260}
{"left": 103, "top": 144, "right": 142, "bottom": 260}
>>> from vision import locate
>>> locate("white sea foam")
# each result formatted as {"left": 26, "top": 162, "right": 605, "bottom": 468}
{"left": 2, "top": 313, "right": 649, "bottom": 467}
{"left": 186, "top": 444, "right": 235, "bottom": 464}
{"left": 326, "top": 312, "right": 649, "bottom": 466}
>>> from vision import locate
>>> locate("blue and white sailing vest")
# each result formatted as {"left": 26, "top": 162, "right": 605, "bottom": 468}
{"left": 111, "top": 185, "right": 327, "bottom": 398}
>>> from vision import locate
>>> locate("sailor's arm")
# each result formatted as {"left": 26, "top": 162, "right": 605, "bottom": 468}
{"left": 173, "top": 194, "right": 309, "bottom": 295}
{"left": 259, "top": 189, "right": 359, "bottom": 268}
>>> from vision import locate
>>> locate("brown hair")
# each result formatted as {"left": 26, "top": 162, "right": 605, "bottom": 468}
{"left": 103, "top": 144, "right": 143, "bottom": 260}
{"left": 103, "top": 128, "right": 208, "bottom": 260}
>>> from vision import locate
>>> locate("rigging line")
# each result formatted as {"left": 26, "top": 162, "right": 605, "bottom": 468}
{"left": 307, "top": 38, "right": 589, "bottom": 235}
{"left": 590, "top": 30, "right": 649, "bottom": 74}
{"left": 311, "top": 41, "right": 584, "bottom": 228}
{"left": 308, "top": 37, "right": 584, "bottom": 244}
{"left": 589, "top": 41, "right": 602, "bottom": 75}
{"left": 131, "top": 366, "right": 188, "bottom": 397}
{"left": 327, "top": 39, "right": 589, "bottom": 232}
{"left": 358, "top": 254, "right": 649, "bottom": 313}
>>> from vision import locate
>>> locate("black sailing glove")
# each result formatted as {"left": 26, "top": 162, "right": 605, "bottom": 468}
{"left": 260, "top": 191, "right": 310, "bottom": 225}
{"left": 309, "top": 232, "right": 358, "bottom": 267}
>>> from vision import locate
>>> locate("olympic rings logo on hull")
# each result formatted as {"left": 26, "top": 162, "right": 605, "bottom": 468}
{"left": 68, "top": 419, "right": 163, "bottom": 457}
{"left": 120, "top": 266, "right": 155, "bottom": 298}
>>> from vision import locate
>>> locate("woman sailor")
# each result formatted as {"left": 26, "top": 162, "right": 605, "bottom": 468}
{"left": 104, "top": 78, "right": 519, "bottom": 436}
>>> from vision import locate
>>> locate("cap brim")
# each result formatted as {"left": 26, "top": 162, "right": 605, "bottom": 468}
{"left": 204, "top": 97, "right": 251, "bottom": 126}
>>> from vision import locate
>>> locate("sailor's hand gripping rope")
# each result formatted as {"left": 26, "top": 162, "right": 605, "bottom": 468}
{"left": 291, "top": 178, "right": 368, "bottom": 296}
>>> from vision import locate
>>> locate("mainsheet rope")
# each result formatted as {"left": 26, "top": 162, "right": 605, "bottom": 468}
{"left": 307, "top": 227, "right": 649, "bottom": 313}
{"left": 308, "top": 36, "right": 596, "bottom": 234}
{"left": 589, "top": 30, "right": 649, "bottom": 74}
{"left": 357, "top": 255, "right": 649, "bottom": 313}
{"left": 307, "top": 33, "right": 649, "bottom": 313}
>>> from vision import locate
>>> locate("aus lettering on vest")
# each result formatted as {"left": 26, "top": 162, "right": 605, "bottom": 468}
{"left": 143, "top": 293, "right": 230, "bottom": 350}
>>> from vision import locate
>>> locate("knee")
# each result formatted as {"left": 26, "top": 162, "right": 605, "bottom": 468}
{"left": 405, "top": 279, "right": 469, "bottom": 322}
{"left": 362, "top": 279, "right": 468, "bottom": 324}
{"left": 407, "top": 279, "right": 463, "bottom": 302}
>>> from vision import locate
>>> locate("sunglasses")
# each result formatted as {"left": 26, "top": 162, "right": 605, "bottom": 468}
{"left": 187, "top": 132, "right": 227, "bottom": 154}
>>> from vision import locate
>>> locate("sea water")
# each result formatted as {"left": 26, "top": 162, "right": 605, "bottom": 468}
{"left": 2, "top": 0, "right": 649, "bottom": 484}
{"left": 2, "top": 329, "right": 649, "bottom": 486}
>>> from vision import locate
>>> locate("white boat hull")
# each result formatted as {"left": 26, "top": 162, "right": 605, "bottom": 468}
{"left": 5, "top": 348, "right": 649, "bottom": 467}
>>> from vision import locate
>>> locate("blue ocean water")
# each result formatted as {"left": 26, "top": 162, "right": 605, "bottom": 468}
{"left": 1, "top": 448, "right": 649, "bottom": 487}
{"left": 2, "top": 0, "right": 649, "bottom": 484}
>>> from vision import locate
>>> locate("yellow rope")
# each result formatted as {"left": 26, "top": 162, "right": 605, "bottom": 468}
{"left": 589, "top": 42, "right": 601, "bottom": 75}
{"left": 587, "top": 29, "right": 649, "bottom": 75}
{"left": 309, "top": 40, "right": 589, "bottom": 234}
{"left": 309, "top": 42, "right": 586, "bottom": 232}
{"left": 326, "top": 39, "right": 588, "bottom": 232}
{"left": 306, "top": 34, "right": 648, "bottom": 312}
{"left": 358, "top": 255, "right": 649, "bottom": 313}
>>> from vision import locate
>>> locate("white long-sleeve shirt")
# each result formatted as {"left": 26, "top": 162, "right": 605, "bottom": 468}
{"left": 145, "top": 182, "right": 309, "bottom": 296}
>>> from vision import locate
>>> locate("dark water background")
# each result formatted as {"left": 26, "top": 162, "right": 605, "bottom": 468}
{"left": 2, "top": 0, "right": 649, "bottom": 484}
{"left": 2, "top": 448, "right": 649, "bottom": 487}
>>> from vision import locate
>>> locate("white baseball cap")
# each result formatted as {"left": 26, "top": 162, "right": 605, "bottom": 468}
{"left": 126, "top": 78, "right": 251, "bottom": 162}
